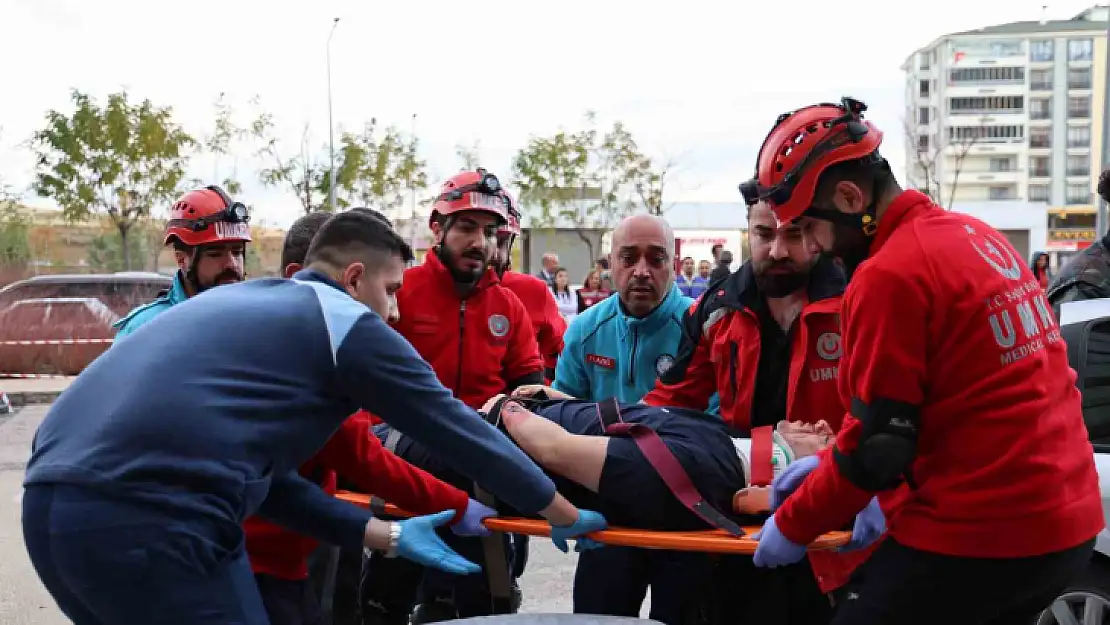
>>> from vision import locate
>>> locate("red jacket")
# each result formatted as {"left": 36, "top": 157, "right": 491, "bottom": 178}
{"left": 500, "top": 271, "right": 566, "bottom": 383}
{"left": 643, "top": 256, "right": 845, "bottom": 432}
{"left": 777, "top": 190, "right": 1104, "bottom": 558}
{"left": 244, "top": 410, "right": 470, "bottom": 580}
{"left": 391, "top": 252, "right": 543, "bottom": 409}
{"left": 643, "top": 256, "right": 873, "bottom": 592}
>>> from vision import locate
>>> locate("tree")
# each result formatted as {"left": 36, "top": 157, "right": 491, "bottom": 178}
{"left": 455, "top": 141, "right": 482, "bottom": 170}
{"left": 87, "top": 231, "right": 148, "bottom": 272}
{"left": 329, "top": 119, "right": 428, "bottom": 214}
{"left": 511, "top": 114, "right": 652, "bottom": 259}
{"left": 250, "top": 98, "right": 326, "bottom": 214}
{"left": 904, "top": 110, "right": 987, "bottom": 209}
{"left": 31, "top": 90, "right": 195, "bottom": 271}
{"left": 190, "top": 92, "right": 247, "bottom": 194}
{"left": 0, "top": 184, "right": 30, "bottom": 268}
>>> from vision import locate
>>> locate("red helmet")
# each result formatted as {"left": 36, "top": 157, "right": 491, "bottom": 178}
{"left": 430, "top": 168, "right": 510, "bottom": 228}
{"left": 497, "top": 189, "right": 522, "bottom": 237}
{"left": 164, "top": 185, "right": 252, "bottom": 247}
{"left": 740, "top": 97, "right": 884, "bottom": 226}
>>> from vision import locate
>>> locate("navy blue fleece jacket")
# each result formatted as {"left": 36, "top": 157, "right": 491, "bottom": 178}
{"left": 25, "top": 269, "right": 557, "bottom": 550}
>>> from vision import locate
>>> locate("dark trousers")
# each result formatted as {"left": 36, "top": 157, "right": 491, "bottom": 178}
{"left": 573, "top": 546, "right": 715, "bottom": 625}
{"left": 708, "top": 556, "right": 833, "bottom": 625}
{"left": 255, "top": 573, "right": 326, "bottom": 625}
{"left": 830, "top": 537, "right": 1095, "bottom": 625}
{"left": 22, "top": 483, "right": 267, "bottom": 625}
{"left": 361, "top": 532, "right": 517, "bottom": 620}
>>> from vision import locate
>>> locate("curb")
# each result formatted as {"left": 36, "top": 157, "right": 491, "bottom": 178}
{"left": 7, "top": 391, "right": 65, "bottom": 407}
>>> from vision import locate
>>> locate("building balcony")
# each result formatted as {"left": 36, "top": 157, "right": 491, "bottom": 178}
{"left": 946, "top": 169, "right": 1023, "bottom": 184}
{"left": 1029, "top": 169, "right": 1052, "bottom": 179}
{"left": 945, "top": 83, "right": 1027, "bottom": 97}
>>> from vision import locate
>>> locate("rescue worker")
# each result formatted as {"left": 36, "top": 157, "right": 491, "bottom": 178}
{"left": 248, "top": 209, "right": 492, "bottom": 625}
{"left": 641, "top": 201, "right": 854, "bottom": 624}
{"left": 743, "top": 97, "right": 1103, "bottom": 624}
{"left": 1047, "top": 168, "right": 1110, "bottom": 316}
{"left": 487, "top": 199, "right": 568, "bottom": 585}
{"left": 115, "top": 185, "right": 251, "bottom": 336}
{"left": 553, "top": 214, "right": 694, "bottom": 403}
{"left": 22, "top": 209, "right": 608, "bottom": 625}
{"left": 361, "top": 169, "right": 549, "bottom": 624}
{"left": 676, "top": 256, "right": 709, "bottom": 299}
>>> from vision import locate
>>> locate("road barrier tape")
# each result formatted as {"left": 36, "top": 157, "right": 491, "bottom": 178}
{"left": 0, "top": 373, "right": 74, "bottom": 379}
{"left": 0, "top": 339, "right": 114, "bottom": 346}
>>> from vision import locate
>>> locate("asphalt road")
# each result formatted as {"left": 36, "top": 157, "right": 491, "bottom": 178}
{"left": 0, "top": 405, "right": 649, "bottom": 623}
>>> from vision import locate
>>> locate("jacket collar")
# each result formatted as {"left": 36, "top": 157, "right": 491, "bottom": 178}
{"left": 168, "top": 271, "right": 192, "bottom": 304}
{"left": 715, "top": 254, "right": 845, "bottom": 312}
{"left": 422, "top": 249, "right": 499, "bottom": 293}
{"left": 614, "top": 283, "right": 685, "bottom": 333}
{"left": 292, "top": 267, "right": 348, "bottom": 293}
{"left": 870, "top": 189, "right": 936, "bottom": 257}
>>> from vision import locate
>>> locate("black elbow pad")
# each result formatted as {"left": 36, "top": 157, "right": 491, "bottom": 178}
{"left": 834, "top": 397, "right": 920, "bottom": 492}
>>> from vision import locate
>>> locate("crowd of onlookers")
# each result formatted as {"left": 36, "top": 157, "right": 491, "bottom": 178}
{"left": 535, "top": 244, "right": 736, "bottom": 323}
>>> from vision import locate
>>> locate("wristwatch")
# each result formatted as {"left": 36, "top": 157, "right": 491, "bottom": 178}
{"left": 384, "top": 522, "right": 403, "bottom": 558}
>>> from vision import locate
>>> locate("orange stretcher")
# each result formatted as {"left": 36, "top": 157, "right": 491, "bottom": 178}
{"left": 336, "top": 491, "right": 851, "bottom": 555}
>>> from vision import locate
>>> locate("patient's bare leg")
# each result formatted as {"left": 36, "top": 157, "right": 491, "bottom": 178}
{"left": 500, "top": 401, "right": 609, "bottom": 493}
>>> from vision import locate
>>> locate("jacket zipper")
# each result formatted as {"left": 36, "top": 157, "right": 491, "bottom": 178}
{"left": 456, "top": 301, "right": 467, "bottom": 394}
{"left": 628, "top": 327, "right": 639, "bottom": 386}
{"left": 728, "top": 341, "right": 739, "bottom": 402}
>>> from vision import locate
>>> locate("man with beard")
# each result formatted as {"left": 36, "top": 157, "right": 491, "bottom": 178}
{"left": 361, "top": 169, "right": 554, "bottom": 624}
{"left": 641, "top": 201, "right": 852, "bottom": 624}
{"left": 744, "top": 97, "right": 1102, "bottom": 625}
{"left": 553, "top": 214, "right": 694, "bottom": 404}
{"left": 114, "top": 185, "right": 251, "bottom": 337}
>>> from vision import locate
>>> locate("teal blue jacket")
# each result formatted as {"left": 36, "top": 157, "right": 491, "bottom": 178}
{"left": 554, "top": 284, "right": 695, "bottom": 403}
{"left": 113, "top": 272, "right": 189, "bottom": 338}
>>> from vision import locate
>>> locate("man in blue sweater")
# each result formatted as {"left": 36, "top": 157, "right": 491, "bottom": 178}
{"left": 22, "top": 211, "right": 607, "bottom": 625}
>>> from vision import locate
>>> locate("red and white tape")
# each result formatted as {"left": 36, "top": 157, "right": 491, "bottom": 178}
{"left": 0, "top": 373, "right": 73, "bottom": 379}
{"left": 0, "top": 339, "right": 114, "bottom": 346}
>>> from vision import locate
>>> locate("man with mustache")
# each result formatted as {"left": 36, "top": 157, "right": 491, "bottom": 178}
{"left": 115, "top": 185, "right": 252, "bottom": 337}
{"left": 744, "top": 97, "right": 1102, "bottom": 625}
{"left": 641, "top": 201, "right": 861, "bottom": 624}
{"left": 361, "top": 169, "right": 561, "bottom": 624}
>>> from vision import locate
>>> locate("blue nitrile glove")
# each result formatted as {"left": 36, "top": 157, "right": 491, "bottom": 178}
{"left": 396, "top": 510, "right": 481, "bottom": 575}
{"left": 550, "top": 509, "right": 608, "bottom": 553}
{"left": 769, "top": 455, "right": 820, "bottom": 512}
{"left": 451, "top": 499, "right": 496, "bottom": 537}
{"left": 752, "top": 515, "right": 808, "bottom": 568}
{"left": 837, "top": 496, "right": 885, "bottom": 552}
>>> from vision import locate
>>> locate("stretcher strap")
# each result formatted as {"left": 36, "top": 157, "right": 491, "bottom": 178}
{"left": 473, "top": 485, "right": 515, "bottom": 613}
{"left": 595, "top": 398, "right": 744, "bottom": 537}
{"left": 370, "top": 429, "right": 406, "bottom": 515}
{"left": 749, "top": 425, "right": 774, "bottom": 487}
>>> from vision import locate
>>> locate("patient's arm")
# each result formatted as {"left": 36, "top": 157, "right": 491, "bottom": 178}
{"left": 511, "top": 385, "right": 576, "bottom": 401}
{"left": 483, "top": 394, "right": 608, "bottom": 493}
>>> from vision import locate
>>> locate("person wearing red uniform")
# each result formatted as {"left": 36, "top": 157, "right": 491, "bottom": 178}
{"left": 491, "top": 203, "right": 566, "bottom": 384}
{"left": 743, "top": 97, "right": 1104, "bottom": 624}
{"left": 363, "top": 169, "right": 547, "bottom": 624}
{"left": 642, "top": 201, "right": 867, "bottom": 623}
{"left": 243, "top": 209, "right": 482, "bottom": 625}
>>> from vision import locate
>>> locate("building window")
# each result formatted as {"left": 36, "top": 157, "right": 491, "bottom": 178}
{"left": 918, "top": 107, "right": 930, "bottom": 124}
{"left": 1068, "top": 38, "right": 1094, "bottom": 61}
{"left": 917, "top": 135, "right": 929, "bottom": 151}
{"left": 1068, "top": 66, "right": 1092, "bottom": 89}
{"left": 1067, "top": 154, "right": 1091, "bottom": 176}
{"left": 948, "top": 125, "right": 1024, "bottom": 143}
{"left": 1030, "top": 127, "right": 1052, "bottom": 148}
{"left": 919, "top": 79, "right": 930, "bottom": 98}
{"left": 919, "top": 52, "right": 931, "bottom": 70}
{"left": 1030, "top": 98, "right": 1052, "bottom": 120}
{"left": 1067, "top": 183, "right": 1092, "bottom": 204}
{"left": 1029, "top": 185, "right": 1050, "bottom": 202}
{"left": 1068, "top": 125, "right": 1091, "bottom": 148}
{"left": 948, "top": 67, "right": 1026, "bottom": 84}
{"left": 989, "top": 186, "right": 1015, "bottom": 201}
{"left": 948, "top": 96, "right": 1024, "bottom": 114}
{"left": 989, "top": 157, "right": 1013, "bottom": 172}
{"left": 1029, "top": 156, "right": 1052, "bottom": 177}
{"left": 1031, "top": 39, "right": 1054, "bottom": 62}
{"left": 1030, "top": 68, "right": 1054, "bottom": 90}
{"left": 1069, "top": 96, "right": 1091, "bottom": 118}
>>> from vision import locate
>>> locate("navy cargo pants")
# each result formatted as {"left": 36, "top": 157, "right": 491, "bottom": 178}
{"left": 22, "top": 484, "right": 267, "bottom": 625}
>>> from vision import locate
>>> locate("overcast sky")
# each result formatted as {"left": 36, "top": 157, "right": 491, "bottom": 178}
{"left": 0, "top": 0, "right": 1099, "bottom": 228}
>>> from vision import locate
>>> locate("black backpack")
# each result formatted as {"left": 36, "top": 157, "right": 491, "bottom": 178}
{"left": 1062, "top": 315, "right": 1110, "bottom": 447}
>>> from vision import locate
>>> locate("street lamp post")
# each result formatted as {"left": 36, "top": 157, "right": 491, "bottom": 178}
{"left": 327, "top": 17, "right": 340, "bottom": 212}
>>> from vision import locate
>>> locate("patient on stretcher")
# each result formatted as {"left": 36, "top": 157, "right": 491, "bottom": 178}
{"left": 372, "top": 387, "right": 834, "bottom": 532}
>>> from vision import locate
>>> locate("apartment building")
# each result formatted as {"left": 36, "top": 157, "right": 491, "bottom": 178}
{"left": 903, "top": 5, "right": 1108, "bottom": 258}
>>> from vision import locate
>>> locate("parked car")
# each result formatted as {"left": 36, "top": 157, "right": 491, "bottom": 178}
{"left": 0, "top": 297, "right": 121, "bottom": 375}
{"left": 0, "top": 272, "right": 172, "bottom": 318}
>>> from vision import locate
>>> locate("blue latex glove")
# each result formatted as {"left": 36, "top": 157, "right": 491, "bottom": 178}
{"left": 838, "top": 496, "right": 885, "bottom": 552}
{"left": 396, "top": 510, "right": 481, "bottom": 575}
{"left": 451, "top": 499, "right": 496, "bottom": 537}
{"left": 769, "top": 455, "right": 820, "bottom": 512}
{"left": 550, "top": 509, "right": 608, "bottom": 553}
{"left": 752, "top": 515, "right": 808, "bottom": 568}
